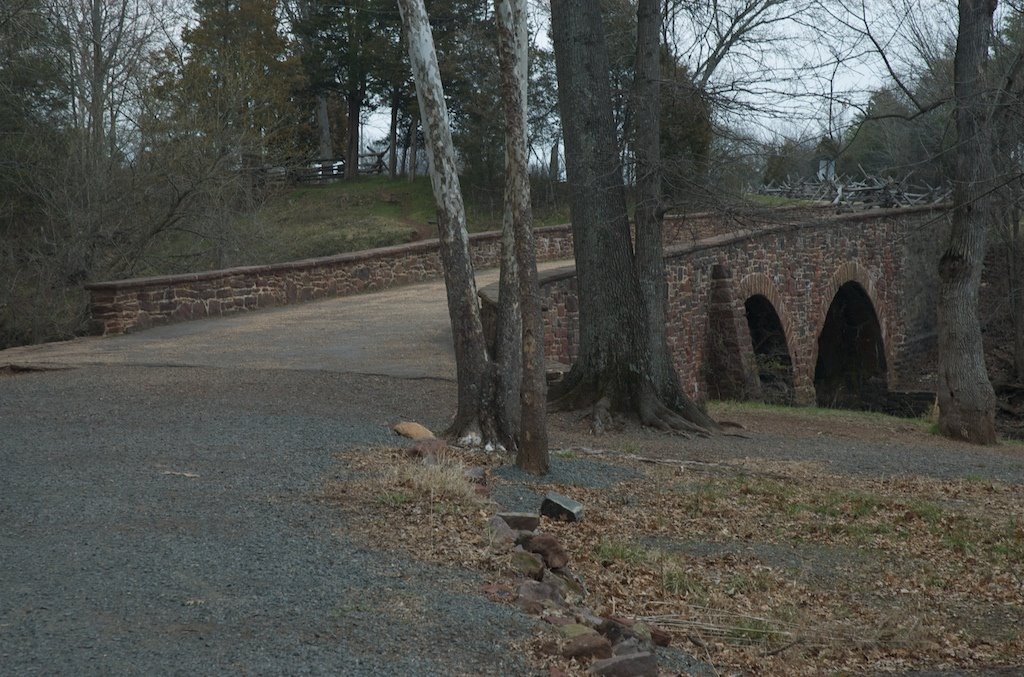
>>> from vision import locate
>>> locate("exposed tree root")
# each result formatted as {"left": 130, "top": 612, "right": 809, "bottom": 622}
{"left": 549, "top": 367, "right": 720, "bottom": 438}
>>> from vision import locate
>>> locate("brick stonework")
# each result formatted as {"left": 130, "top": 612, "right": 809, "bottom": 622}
{"left": 84, "top": 208, "right": 789, "bottom": 337}
{"left": 479, "top": 206, "right": 949, "bottom": 405}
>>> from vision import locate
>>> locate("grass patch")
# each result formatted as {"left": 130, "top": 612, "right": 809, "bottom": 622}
{"left": 594, "top": 539, "right": 649, "bottom": 565}
{"left": 247, "top": 175, "right": 572, "bottom": 264}
{"left": 710, "top": 399, "right": 931, "bottom": 428}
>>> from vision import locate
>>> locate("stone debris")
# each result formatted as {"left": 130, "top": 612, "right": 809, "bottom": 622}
{"left": 588, "top": 652, "right": 658, "bottom": 677}
{"left": 511, "top": 548, "right": 545, "bottom": 579}
{"left": 525, "top": 533, "right": 569, "bottom": 569}
{"left": 497, "top": 511, "right": 541, "bottom": 531}
{"left": 483, "top": 498, "right": 673, "bottom": 675}
{"left": 563, "top": 633, "right": 612, "bottom": 660}
{"left": 392, "top": 421, "right": 435, "bottom": 440}
{"left": 516, "top": 580, "right": 565, "bottom": 614}
{"left": 541, "top": 491, "right": 585, "bottom": 522}
{"left": 485, "top": 515, "right": 517, "bottom": 550}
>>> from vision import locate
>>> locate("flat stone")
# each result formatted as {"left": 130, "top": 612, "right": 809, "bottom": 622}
{"left": 612, "top": 637, "right": 641, "bottom": 656}
{"left": 485, "top": 515, "right": 516, "bottom": 550}
{"left": 648, "top": 624, "right": 671, "bottom": 647}
{"left": 541, "top": 491, "right": 584, "bottom": 522}
{"left": 393, "top": 421, "right": 435, "bottom": 440}
{"left": 511, "top": 548, "right": 545, "bottom": 579}
{"left": 563, "top": 633, "right": 612, "bottom": 660}
{"left": 559, "top": 623, "right": 598, "bottom": 640}
{"left": 497, "top": 511, "right": 541, "bottom": 531}
{"left": 588, "top": 652, "right": 658, "bottom": 677}
{"left": 546, "top": 567, "right": 587, "bottom": 601}
{"left": 526, "top": 533, "right": 569, "bottom": 569}
{"left": 516, "top": 580, "right": 565, "bottom": 614}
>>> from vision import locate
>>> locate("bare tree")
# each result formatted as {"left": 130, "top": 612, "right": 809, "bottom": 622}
{"left": 495, "top": 0, "right": 548, "bottom": 472}
{"left": 936, "top": 0, "right": 999, "bottom": 443}
{"left": 397, "top": 0, "right": 548, "bottom": 471}
{"left": 549, "top": 0, "right": 718, "bottom": 434}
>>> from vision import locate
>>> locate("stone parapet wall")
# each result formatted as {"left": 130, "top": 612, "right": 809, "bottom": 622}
{"left": 85, "top": 207, "right": 815, "bottom": 337}
{"left": 85, "top": 224, "right": 580, "bottom": 336}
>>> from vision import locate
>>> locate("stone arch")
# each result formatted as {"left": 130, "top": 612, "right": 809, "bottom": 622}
{"left": 816, "top": 261, "right": 888, "bottom": 351}
{"left": 736, "top": 273, "right": 798, "bottom": 405}
{"left": 813, "top": 262, "right": 890, "bottom": 409}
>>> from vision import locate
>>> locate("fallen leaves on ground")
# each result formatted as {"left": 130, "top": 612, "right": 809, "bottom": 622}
{"left": 321, "top": 445, "right": 1024, "bottom": 676}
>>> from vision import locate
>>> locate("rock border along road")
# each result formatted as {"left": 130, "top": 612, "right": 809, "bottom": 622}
{"left": 0, "top": 264, "right": 570, "bottom": 676}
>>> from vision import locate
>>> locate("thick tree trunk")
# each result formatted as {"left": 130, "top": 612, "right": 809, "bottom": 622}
{"left": 398, "top": 0, "right": 495, "bottom": 444}
{"left": 344, "top": 82, "right": 363, "bottom": 179}
{"left": 549, "top": 0, "right": 714, "bottom": 435}
{"left": 1013, "top": 217, "right": 1024, "bottom": 383}
{"left": 495, "top": 0, "right": 548, "bottom": 474}
{"left": 631, "top": 0, "right": 718, "bottom": 429}
{"left": 316, "top": 93, "right": 333, "bottom": 161}
{"left": 937, "top": 0, "right": 998, "bottom": 444}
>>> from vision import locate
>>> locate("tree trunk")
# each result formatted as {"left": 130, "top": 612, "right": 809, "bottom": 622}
{"left": 549, "top": 0, "right": 715, "bottom": 435}
{"left": 388, "top": 87, "right": 400, "bottom": 179}
{"left": 317, "top": 93, "right": 333, "bottom": 161}
{"left": 495, "top": 0, "right": 548, "bottom": 473}
{"left": 1011, "top": 215, "right": 1024, "bottom": 383}
{"left": 937, "top": 0, "right": 998, "bottom": 444}
{"left": 344, "top": 82, "right": 363, "bottom": 179}
{"left": 397, "top": 0, "right": 496, "bottom": 444}
{"left": 631, "top": 0, "right": 717, "bottom": 428}
{"left": 407, "top": 118, "right": 418, "bottom": 182}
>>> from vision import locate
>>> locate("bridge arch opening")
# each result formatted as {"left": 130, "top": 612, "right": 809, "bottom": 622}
{"left": 814, "top": 281, "right": 887, "bottom": 409}
{"left": 744, "top": 295, "right": 795, "bottom": 404}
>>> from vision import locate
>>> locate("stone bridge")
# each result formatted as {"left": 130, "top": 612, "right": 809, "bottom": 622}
{"left": 485, "top": 205, "right": 947, "bottom": 411}
{"left": 84, "top": 203, "right": 947, "bottom": 411}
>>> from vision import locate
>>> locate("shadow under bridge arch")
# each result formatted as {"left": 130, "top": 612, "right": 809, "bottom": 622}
{"left": 744, "top": 294, "right": 795, "bottom": 405}
{"left": 814, "top": 281, "right": 888, "bottom": 410}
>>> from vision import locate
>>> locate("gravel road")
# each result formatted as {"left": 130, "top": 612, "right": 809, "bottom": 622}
{"left": 1, "top": 366, "right": 532, "bottom": 675}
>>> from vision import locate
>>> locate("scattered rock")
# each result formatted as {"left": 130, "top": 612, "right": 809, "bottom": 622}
{"left": 563, "top": 633, "right": 613, "bottom": 660}
{"left": 485, "top": 515, "right": 516, "bottom": 550}
{"left": 612, "top": 637, "right": 641, "bottom": 656}
{"left": 558, "top": 623, "right": 598, "bottom": 640}
{"left": 630, "top": 622, "right": 654, "bottom": 649}
{"left": 588, "top": 652, "right": 658, "bottom": 677}
{"left": 547, "top": 568, "right": 587, "bottom": 601}
{"left": 541, "top": 610, "right": 573, "bottom": 627}
{"left": 514, "top": 530, "right": 536, "bottom": 546}
{"left": 596, "top": 618, "right": 634, "bottom": 646}
{"left": 548, "top": 668, "right": 569, "bottom": 677}
{"left": 516, "top": 580, "right": 565, "bottom": 614}
{"left": 526, "top": 533, "right": 569, "bottom": 569}
{"left": 576, "top": 608, "right": 606, "bottom": 629}
{"left": 497, "top": 511, "right": 540, "bottom": 531}
{"left": 409, "top": 438, "right": 447, "bottom": 458}
{"left": 511, "top": 548, "right": 545, "bottom": 579}
{"left": 648, "top": 624, "right": 672, "bottom": 647}
{"left": 393, "top": 421, "right": 435, "bottom": 440}
{"left": 541, "top": 491, "right": 585, "bottom": 522}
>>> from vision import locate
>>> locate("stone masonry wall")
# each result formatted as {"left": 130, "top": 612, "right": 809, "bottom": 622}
{"left": 507, "top": 206, "right": 946, "bottom": 405}
{"left": 85, "top": 209, "right": 797, "bottom": 336}
{"left": 85, "top": 225, "right": 575, "bottom": 336}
